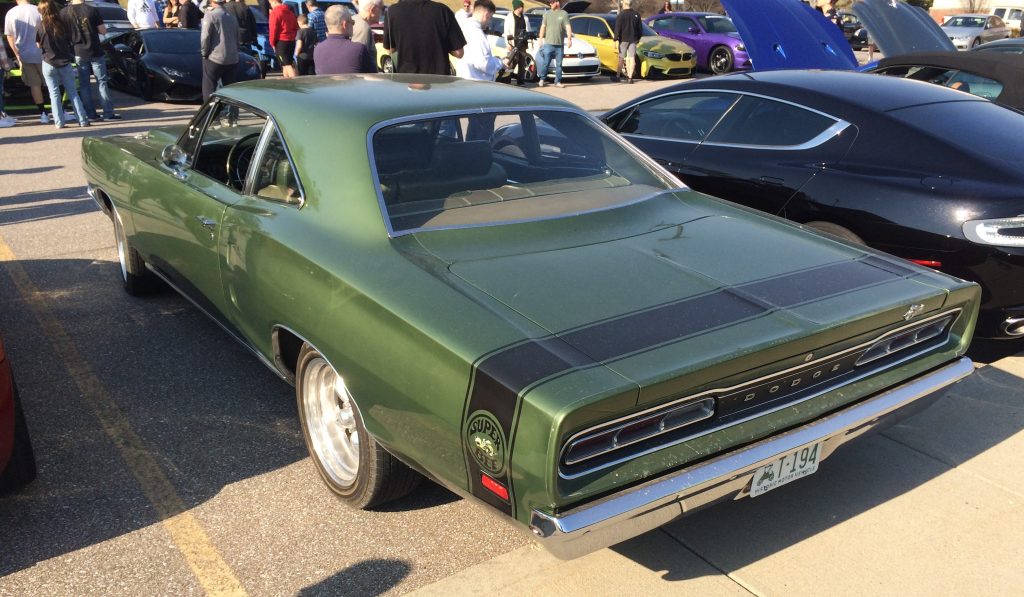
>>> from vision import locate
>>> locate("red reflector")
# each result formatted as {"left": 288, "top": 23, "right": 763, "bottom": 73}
{"left": 480, "top": 474, "right": 509, "bottom": 501}
{"left": 910, "top": 259, "right": 943, "bottom": 268}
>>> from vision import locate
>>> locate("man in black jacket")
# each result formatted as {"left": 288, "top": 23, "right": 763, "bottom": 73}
{"left": 613, "top": 0, "right": 642, "bottom": 83}
{"left": 224, "top": 0, "right": 256, "bottom": 49}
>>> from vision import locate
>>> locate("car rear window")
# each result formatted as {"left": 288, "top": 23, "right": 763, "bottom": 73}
{"left": 705, "top": 95, "right": 838, "bottom": 147}
{"left": 371, "top": 110, "right": 675, "bottom": 234}
{"left": 887, "top": 100, "right": 1024, "bottom": 167}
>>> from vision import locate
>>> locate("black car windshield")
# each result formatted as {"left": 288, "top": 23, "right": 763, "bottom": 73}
{"left": 143, "top": 30, "right": 199, "bottom": 53}
{"left": 889, "top": 100, "right": 1024, "bottom": 168}
{"left": 698, "top": 16, "right": 737, "bottom": 33}
{"left": 943, "top": 16, "right": 986, "bottom": 27}
{"left": 372, "top": 110, "right": 675, "bottom": 234}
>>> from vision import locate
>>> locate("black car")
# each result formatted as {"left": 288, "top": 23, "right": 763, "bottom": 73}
{"left": 602, "top": 70, "right": 1024, "bottom": 338}
{"left": 836, "top": 11, "right": 867, "bottom": 50}
{"left": 974, "top": 38, "right": 1024, "bottom": 55}
{"left": 869, "top": 51, "right": 1024, "bottom": 112}
{"left": 103, "top": 29, "right": 262, "bottom": 102}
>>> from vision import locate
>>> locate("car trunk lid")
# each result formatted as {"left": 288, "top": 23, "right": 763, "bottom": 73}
{"left": 852, "top": 0, "right": 956, "bottom": 56}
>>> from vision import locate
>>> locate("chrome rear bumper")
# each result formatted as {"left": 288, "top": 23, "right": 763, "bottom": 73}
{"left": 530, "top": 356, "right": 973, "bottom": 560}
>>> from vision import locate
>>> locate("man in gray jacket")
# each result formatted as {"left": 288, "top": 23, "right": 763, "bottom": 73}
{"left": 200, "top": 0, "right": 239, "bottom": 101}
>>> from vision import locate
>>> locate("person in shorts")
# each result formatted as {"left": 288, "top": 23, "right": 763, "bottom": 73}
{"left": 268, "top": 0, "right": 298, "bottom": 77}
{"left": 4, "top": 0, "right": 49, "bottom": 123}
{"left": 614, "top": 0, "right": 642, "bottom": 83}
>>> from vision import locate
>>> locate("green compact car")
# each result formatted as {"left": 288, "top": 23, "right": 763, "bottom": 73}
{"left": 81, "top": 75, "right": 979, "bottom": 559}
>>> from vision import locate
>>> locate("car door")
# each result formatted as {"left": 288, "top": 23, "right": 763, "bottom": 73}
{"left": 129, "top": 100, "right": 269, "bottom": 321}
{"left": 607, "top": 90, "right": 739, "bottom": 173}
{"left": 104, "top": 31, "right": 140, "bottom": 88}
{"left": 580, "top": 16, "right": 617, "bottom": 71}
{"left": 680, "top": 94, "right": 856, "bottom": 216}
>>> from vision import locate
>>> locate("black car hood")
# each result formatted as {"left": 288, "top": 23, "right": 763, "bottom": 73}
{"left": 852, "top": 0, "right": 955, "bottom": 56}
{"left": 145, "top": 52, "right": 203, "bottom": 83}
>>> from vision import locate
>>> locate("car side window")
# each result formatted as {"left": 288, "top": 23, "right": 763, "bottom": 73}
{"left": 253, "top": 127, "right": 303, "bottom": 205}
{"left": 674, "top": 16, "right": 698, "bottom": 32}
{"left": 616, "top": 92, "right": 739, "bottom": 142}
{"left": 706, "top": 96, "right": 838, "bottom": 147}
{"left": 650, "top": 17, "right": 671, "bottom": 31}
{"left": 179, "top": 103, "right": 215, "bottom": 162}
{"left": 193, "top": 102, "right": 269, "bottom": 190}
{"left": 573, "top": 18, "right": 594, "bottom": 37}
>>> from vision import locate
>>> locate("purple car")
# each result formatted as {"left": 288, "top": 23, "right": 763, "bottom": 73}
{"left": 646, "top": 12, "right": 750, "bottom": 74}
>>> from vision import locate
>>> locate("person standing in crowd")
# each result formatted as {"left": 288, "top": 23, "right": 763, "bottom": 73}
{"left": 5, "top": 0, "right": 49, "bottom": 124}
{"left": 200, "top": 0, "right": 239, "bottom": 100}
{"left": 64, "top": 0, "right": 121, "bottom": 121}
{"left": 224, "top": 0, "right": 256, "bottom": 50}
{"left": 659, "top": 1, "right": 671, "bottom": 14}
{"left": 304, "top": 0, "right": 325, "bottom": 42}
{"left": 381, "top": 0, "right": 465, "bottom": 74}
{"left": 178, "top": 0, "right": 203, "bottom": 29}
{"left": 127, "top": 0, "right": 161, "bottom": 29}
{"left": 35, "top": 0, "right": 89, "bottom": 128}
{"left": 0, "top": 46, "right": 16, "bottom": 128}
{"left": 613, "top": 0, "right": 641, "bottom": 83}
{"left": 268, "top": 0, "right": 298, "bottom": 77}
{"left": 502, "top": 0, "right": 530, "bottom": 85}
{"left": 536, "top": 0, "right": 571, "bottom": 88}
{"left": 456, "top": 0, "right": 471, "bottom": 21}
{"left": 294, "top": 14, "right": 316, "bottom": 75}
{"left": 163, "top": 0, "right": 180, "bottom": 26}
{"left": 456, "top": 0, "right": 502, "bottom": 81}
{"left": 313, "top": 5, "right": 373, "bottom": 74}
{"left": 351, "top": 0, "right": 381, "bottom": 70}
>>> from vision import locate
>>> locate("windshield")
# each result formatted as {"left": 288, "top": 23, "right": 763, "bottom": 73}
{"left": 143, "top": 30, "right": 199, "bottom": 53}
{"left": 698, "top": 15, "right": 737, "bottom": 33}
{"left": 372, "top": 109, "right": 675, "bottom": 234}
{"left": 943, "top": 16, "right": 986, "bottom": 28}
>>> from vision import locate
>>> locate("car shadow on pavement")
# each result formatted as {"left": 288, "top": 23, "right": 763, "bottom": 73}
{"left": 0, "top": 187, "right": 92, "bottom": 226}
{"left": 610, "top": 363, "right": 1024, "bottom": 582}
{"left": 297, "top": 558, "right": 411, "bottom": 597}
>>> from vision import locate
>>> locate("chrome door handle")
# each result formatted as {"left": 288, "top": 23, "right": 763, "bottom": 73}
{"left": 196, "top": 216, "right": 217, "bottom": 231}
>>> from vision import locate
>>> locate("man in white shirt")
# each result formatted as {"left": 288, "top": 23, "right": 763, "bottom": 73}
{"left": 127, "top": 0, "right": 161, "bottom": 29}
{"left": 4, "top": 0, "right": 48, "bottom": 123}
{"left": 455, "top": 0, "right": 503, "bottom": 81}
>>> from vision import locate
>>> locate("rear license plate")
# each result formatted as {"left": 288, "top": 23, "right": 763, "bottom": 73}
{"left": 749, "top": 442, "right": 822, "bottom": 497}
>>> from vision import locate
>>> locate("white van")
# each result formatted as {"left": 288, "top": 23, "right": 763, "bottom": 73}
{"left": 991, "top": 5, "right": 1023, "bottom": 35}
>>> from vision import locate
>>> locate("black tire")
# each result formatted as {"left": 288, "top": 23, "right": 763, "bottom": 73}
{"left": 112, "top": 207, "right": 156, "bottom": 296}
{"left": 380, "top": 55, "right": 394, "bottom": 74}
{"left": 522, "top": 56, "right": 537, "bottom": 83}
{"left": 710, "top": 45, "right": 734, "bottom": 75}
{"left": 805, "top": 221, "right": 865, "bottom": 244}
{"left": 971, "top": 37, "right": 981, "bottom": 48}
{"left": 0, "top": 382, "right": 37, "bottom": 493}
{"left": 295, "top": 344, "right": 421, "bottom": 509}
{"left": 136, "top": 72, "right": 153, "bottom": 101}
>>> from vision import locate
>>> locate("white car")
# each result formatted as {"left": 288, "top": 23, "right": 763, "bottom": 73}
{"left": 991, "top": 6, "right": 1022, "bottom": 36}
{"left": 489, "top": 12, "right": 601, "bottom": 81}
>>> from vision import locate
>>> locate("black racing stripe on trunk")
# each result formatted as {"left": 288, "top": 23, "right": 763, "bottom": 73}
{"left": 462, "top": 257, "right": 913, "bottom": 513}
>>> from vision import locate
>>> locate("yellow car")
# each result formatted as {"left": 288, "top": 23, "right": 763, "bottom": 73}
{"left": 569, "top": 13, "right": 696, "bottom": 78}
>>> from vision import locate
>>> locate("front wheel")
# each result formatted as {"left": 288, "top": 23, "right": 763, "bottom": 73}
{"left": 971, "top": 37, "right": 981, "bottom": 48}
{"left": 112, "top": 207, "right": 156, "bottom": 296}
{"left": 295, "top": 345, "right": 421, "bottom": 509}
{"left": 710, "top": 46, "right": 733, "bottom": 74}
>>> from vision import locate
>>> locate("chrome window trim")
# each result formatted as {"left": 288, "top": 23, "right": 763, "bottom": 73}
{"left": 248, "top": 120, "right": 307, "bottom": 209}
{"left": 607, "top": 88, "right": 851, "bottom": 151}
{"left": 365, "top": 106, "right": 682, "bottom": 238}
{"left": 558, "top": 307, "right": 963, "bottom": 480}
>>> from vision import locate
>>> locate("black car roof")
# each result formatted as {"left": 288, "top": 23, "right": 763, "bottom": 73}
{"left": 681, "top": 69, "right": 990, "bottom": 113}
{"left": 876, "top": 51, "right": 1024, "bottom": 110}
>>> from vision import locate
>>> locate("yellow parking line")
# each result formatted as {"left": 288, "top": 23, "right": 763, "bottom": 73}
{"left": 0, "top": 237, "right": 247, "bottom": 597}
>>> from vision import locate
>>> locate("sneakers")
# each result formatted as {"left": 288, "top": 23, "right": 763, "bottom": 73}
{"left": 79, "top": 120, "right": 91, "bottom": 128}
{"left": 0, "top": 112, "right": 15, "bottom": 128}
{"left": 40, "top": 112, "right": 50, "bottom": 125}
{"left": 538, "top": 80, "right": 546, "bottom": 87}
{"left": 555, "top": 82, "right": 565, "bottom": 88}
{"left": 106, "top": 114, "right": 123, "bottom": 121}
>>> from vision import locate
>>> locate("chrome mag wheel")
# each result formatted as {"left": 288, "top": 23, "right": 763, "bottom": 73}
{"left": 301, "top": 356, "right": 361, "bottom": 487}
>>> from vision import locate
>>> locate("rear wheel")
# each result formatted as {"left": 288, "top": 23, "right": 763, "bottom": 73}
{"left": 0, "top": 383, "right": 37, "bottom": 493}
{"left": 295, "top": 345, "right": 421, "bottom": 509}
{"left": 805, "top": 221, "right": 864, "bottom": 244}
{"left": 710, "top": 46, "right": 733, "bottom": 74}
{"left": 380, "top": 55, "right": 394, "bottom": 74}
{"left": 112, "top": 207, "right": 156, "bottom": 296}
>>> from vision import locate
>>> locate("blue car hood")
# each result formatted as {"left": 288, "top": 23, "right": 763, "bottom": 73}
{"left": 720, "top": 0, "right": 857, "bottom": 70}
{"left": 852, "top": 0, "right": 955, "bottom": 56}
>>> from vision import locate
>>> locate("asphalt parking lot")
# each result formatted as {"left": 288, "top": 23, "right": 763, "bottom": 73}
{"left": 1, "top": 75, "right": 1022, "bottom": 596}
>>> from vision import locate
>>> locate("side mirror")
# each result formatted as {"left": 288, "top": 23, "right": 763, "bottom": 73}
{"left": 161, "top": 145, "right": 188, "bottom": 180}
{"left": 113, "top": 43, "right": 133, "bottom": 55}
{"left": 688, "top": 26, "right": 699, "bottom": 33}
{"left": 598, "top": 32, "right": 611, "bottom": 39}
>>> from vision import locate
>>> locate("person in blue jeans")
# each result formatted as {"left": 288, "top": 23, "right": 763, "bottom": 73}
{"left": 63, "top": 0, "right": 121, "bottom": 120}
{"left": 36, "top": 0, "right": 89, "bottom": 128}
{"left": 535, "top": 0, "right": 572, "bottom": 87}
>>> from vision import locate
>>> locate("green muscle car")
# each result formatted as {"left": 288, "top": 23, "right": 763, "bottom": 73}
{"left": 81, "top": 75, "right": 980, "bottom": 559}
